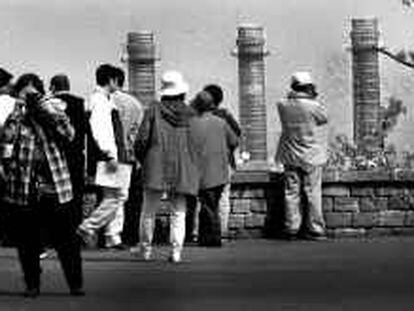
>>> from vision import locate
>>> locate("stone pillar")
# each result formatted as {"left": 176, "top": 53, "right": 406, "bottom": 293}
{"left": 126, "top": 31, "right": 158, "bottom": 106}
{"left": 351, "top": 18, "right": 382, "bottom": 152}
{"left": 233, "top": 24, "right": 269, "bottom": 168}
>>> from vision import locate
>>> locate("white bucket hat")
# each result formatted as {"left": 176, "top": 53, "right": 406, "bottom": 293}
{"left": 160, "top": 71, "right": 189, "bottom": 96}
{"left": 291, "top": 71, "right": 314, "bottom": 86}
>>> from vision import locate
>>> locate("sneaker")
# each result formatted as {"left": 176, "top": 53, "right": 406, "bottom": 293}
{"left": 70, "top": 288, "right": 86, "bottom": 296}
{"left": 39, "top": 249, "right": 55, "bottom": 260}
{"left": 168, "top": 251, "right": 181, "bottom": 263}
{"left": 76, "top": 226, "right": 95, "bottom": 245}
{"left": 300, "top": 231, "right": 327, "bottom": 241}
{"left": 23, "top": 287, "right": 39, "bottom": 298}
{"left": 130, "top": 246, "right": 152, "bottom": 261}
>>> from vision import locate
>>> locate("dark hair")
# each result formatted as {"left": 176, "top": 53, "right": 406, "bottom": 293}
{"left": 50, "top": 74, "right": 70, "bottom": 92}
{"left": 114, "top": 67, "right": 125, "bottom": 88}
{"left": 203, "top": 84, "right": 223, "bottom": 107}
{"left": 14, "top": 73, "right": 45, "bottom": 97}
{"left": 95, "top": 64, "right": 117, "bottom": 87}
{"left": 161, "top": 94, "right": 186, "bottom": 102}
{"left": 0, "top": 68, "right": 13, "bottom": 88}
{"left": 191, "top": 91, "right": 215, "bottom": 114}
{"left": 291, "top": 81, "right": 318, "bottom": 98}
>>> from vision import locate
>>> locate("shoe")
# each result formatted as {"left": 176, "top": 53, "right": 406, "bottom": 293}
{"left": 76, "top": 226, "right": 94, "bottom": 245}
{"left": 130, "top": 246, "right": 151, "bottom": 261}
{"left": 168, "top": 251, "right": 181, "bottom": 263}
{"left": 106, "top": 243, "right": 128, "bottom": 251}
{"left": 300, "top": 231, "right": 327, "bottom": 241}
{"left": 70, "top": 288, "right": 85, "bottom": 296}
{"left": 39, "top": 249, "right": 55, "bottom": 260}
{"left": 23, "top": 288, "right": 39, "bottom": 298}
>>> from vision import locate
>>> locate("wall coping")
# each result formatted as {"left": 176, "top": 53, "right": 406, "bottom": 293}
{"left": 231, "top": 169, "right": 414, "bottom": 185}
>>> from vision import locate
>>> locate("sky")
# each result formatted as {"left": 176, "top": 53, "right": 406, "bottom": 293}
{"left": 1, "top": 0, "right": 414, "bottom": 156}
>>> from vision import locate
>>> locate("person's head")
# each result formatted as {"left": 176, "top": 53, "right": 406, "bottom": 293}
{"left": 113, "top": 67, "right": 125, "bottom": 89}
{"left": 49, "top": 74, "right": 70, "bottom": 94}
{"left": 95, "top": 64, "right": 118, "bottom": 93}
{"left": 0, "top": 68, "right": 13, "bottom": 95}
{"left": 203, "top": 84, "right": 223, "bottom": 108}
{"left": 14, "top": 73, "right": 45, "bottom": 100}
{"left": 159, "top": 70, "right": 189, "bottom": 101}
{"left": 191, "top": 90, "right": 215, "bottom": 115}
{"left": 290, "top": 71, "right": 318, "bottom": 98}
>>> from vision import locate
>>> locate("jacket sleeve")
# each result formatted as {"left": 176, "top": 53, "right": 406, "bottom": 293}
{"left": 134, "top": 105, "right": 155, "bottom": 164}
{"left": 224, "top": 121, "right": 239, "bottom": 152}
{"left": 31, "top": 98, "right": 75, "bottom": 143}
{"left": 89, "top": 95, "right": 118, "bottom": 161}
{"left": 311, "top": 102, "right": 328, "bottom": 126}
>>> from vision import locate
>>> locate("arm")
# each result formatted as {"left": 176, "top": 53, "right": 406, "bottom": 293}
{"left": 88, "top": 94, "right": 118, "bottom": 161}
{"left": 215, "top": 108, "right": 242, "bottom": 137}
{"left": 311, "top": 101, "right": 328, "bottom": 126}
{"left": 134, "top": 105, "right": 155, "bottom": 164}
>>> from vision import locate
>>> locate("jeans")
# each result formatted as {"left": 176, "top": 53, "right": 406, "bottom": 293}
{"left": 140, "top": 189, "right": 187, "bottom": 255}
{"left": 283, "top": 165, "right": 325, "bottom": 235}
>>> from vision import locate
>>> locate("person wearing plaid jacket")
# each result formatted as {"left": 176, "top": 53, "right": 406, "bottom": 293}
{"left": 0, "top": 73, "right": 83, "bottom": 298}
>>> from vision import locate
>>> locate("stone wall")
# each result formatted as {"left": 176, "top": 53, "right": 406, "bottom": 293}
{"left": 79, "top": 169, "right": 414, "bottom": 243}
{"left": 228, "top": 170, "right": 414, "bottom": 239}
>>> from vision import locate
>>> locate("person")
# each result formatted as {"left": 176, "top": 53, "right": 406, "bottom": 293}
{"left": 0, "top": 68, "right": 15, "bottom": 244}
{"left": 0, "top": 68, "right": 15, "bottom": 127}
{"left": 203, "top": 84, "right": 241, "bottom": 239}
{"left": 77, "top": 64, "right": 131, "bottom": 247}
{"left": 190, "top": 91, "right": 239, "bottom": 247}
{"left": 133, "top": 70, "right": 199, "bottom": 263}
{"left": 0, "top": 73, "right": 83, "bottom": 297}
{"left": 103, "top": 67, "right": 144, "bottom": 249}
{"left": 275, "top": 71, "right": 328, "bottom": 241}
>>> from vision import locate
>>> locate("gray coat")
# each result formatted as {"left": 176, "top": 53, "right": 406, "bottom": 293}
{"left": 275, "top": 91, "right": 328, "bottom": 170}
{"left": 190, "top": 112, "right": 239, "bottom": 190}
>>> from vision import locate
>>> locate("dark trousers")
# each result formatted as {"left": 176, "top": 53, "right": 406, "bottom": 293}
{"left": 198, "top": 185, "right": 224, "bottom": 247}
{"left": 6, "top": 197, "right": 83, "bottom": 291}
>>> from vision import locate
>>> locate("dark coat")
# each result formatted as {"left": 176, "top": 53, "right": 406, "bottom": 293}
{"left": 135, "top": 99, "right": 200, "bottom": 196}
{"left": 54, "top": 92, "right": 87, "bottom": 199}
{"left": 190, "top": 112, "right": 239, "bottom": 189}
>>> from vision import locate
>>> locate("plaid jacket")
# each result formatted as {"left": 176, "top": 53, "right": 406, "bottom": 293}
{"left": 1, "top": 99, "right": 74, "bottom": 206}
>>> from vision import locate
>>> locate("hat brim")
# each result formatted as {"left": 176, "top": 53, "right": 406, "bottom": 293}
{"left": 160, "top": 82, "right": 189, "bottom": 96}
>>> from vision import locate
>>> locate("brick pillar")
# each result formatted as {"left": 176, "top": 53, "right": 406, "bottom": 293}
{"left": 351, "top": 18, "right": 382, "bottom": 152}
{"left": 233, "top": 24, "right": 269, "bottom": 169}
{"left": 126, "top": 31, "right": 158, "bottom": 106}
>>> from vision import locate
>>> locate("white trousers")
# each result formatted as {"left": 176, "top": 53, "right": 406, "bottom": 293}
{"left": 104, "top": 186, "right": 129, "bottom": 247}
{"left": 140, "top": 189, "right": 186, "bottom": 254}
{"left": 80, "top": 186, "right": 128, "bottom": 240}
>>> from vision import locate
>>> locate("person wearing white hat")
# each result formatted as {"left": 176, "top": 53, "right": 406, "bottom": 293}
{"left": 133, "top": 70, "right": 198, "bottom": 263}
{"left": 275, "top": 71, "right": 328, "bottom": 241}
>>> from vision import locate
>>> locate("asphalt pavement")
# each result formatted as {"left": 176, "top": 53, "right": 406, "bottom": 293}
{"left": 0, "top": 237, "right": 414, "bottom": 310}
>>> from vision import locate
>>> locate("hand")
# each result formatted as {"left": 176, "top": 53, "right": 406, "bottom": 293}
{"left": 106, "top": 159, "right": 118, "bottom": 173}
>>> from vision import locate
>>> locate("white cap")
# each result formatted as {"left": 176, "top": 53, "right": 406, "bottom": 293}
{"left": 160, "top": 71, "right": 189, "bottom": 96}
{"left": 291, "top": 71, "right": 314, "bottom": 85}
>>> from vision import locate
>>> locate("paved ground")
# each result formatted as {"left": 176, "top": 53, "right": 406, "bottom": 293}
{"left": 0, "top": 237, "right": 414, "bottom": 310}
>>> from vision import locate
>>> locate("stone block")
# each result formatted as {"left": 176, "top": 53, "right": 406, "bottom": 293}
{"left": 245, "top": 214, "right": 266, "bottom": 228}
{"left": 359, "top": 197, "right": 388, "bottom": 212}
{"left": 240, "top": 188, "right": 265, "bottom": 199}
{"left": 228, "top": 214, "right": 244, "bottom": 229}
{"left": 366, "top": 228, "right": 394, "bottom": 237}
{"left": 352, "top": 212, "right": 379, "bottom": 228}
{"left": 322, "top": 197, "right": 333, "bottom": 212}
{"left": 405, "top": 211, "right": 414, "bottom": 227}
{"left": 378, "top": 211, "right": 406, "bottom": 227}
{"left": 322, "top": 185, "right": 350, "bottom": 197}
{"left": 375, "top": 187, "right": 404, "bottom": 197}
{"left": 333, "top": 197, "right": 359, "bottom": 212}
{"left": 388, "top": 196, "right": 410, "bottom": 211}
{"left": 250, "top": 199, "right": 267, "bottom": 213}
{"left": 350, "top": 186, "right": 374, "bottom": 197}
{"left": 231, "top": 199, "right": 250, "bottom": 214}
{"left": 324, "top": 212, "right": 353, "bottom": 228}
